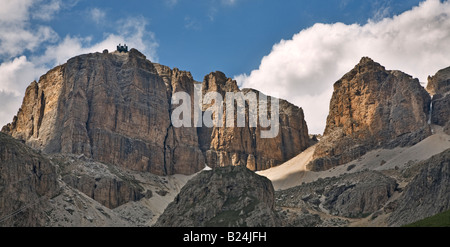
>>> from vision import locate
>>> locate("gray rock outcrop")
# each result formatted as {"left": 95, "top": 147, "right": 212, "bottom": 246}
{"left": 276, "top": 170, "right": 398, "bottom": 218}
{"left": 0, "top": 132, "right": 59, "bottom": 226}
{"left": 155, "top": 165, "right": 279, "bottom": 227}
{"left": 388, "top": 149, "right": 450, "bottom": 226}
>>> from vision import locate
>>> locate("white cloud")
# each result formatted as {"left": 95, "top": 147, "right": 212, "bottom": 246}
{"left": 0, "top": 92, "right": 23, "bottom": 129}
{"left": 371, "top": 0, "right": 392, "bottom": 22}
{"left": 90, "top": 8, "right": 106, "bottom": 24}
{"left": 165, "top": 0, "right": 178, "bottom": 7}
{"left": 0, "top": 0, "right": 62, "bottom": 127}
{"left": 236, "top": 0, "right": 450, "bottom": 134}
{"left": 0, "top": 0, "right": 61, "bottom": 59}
{"left": 0, "top": 56, "right": 46, "bottom": 96}
{"left": 36, "top": 19, "right": 159, "bottom": 67}
{"left": 0, "top": 0, "right": 33, "bottom": 23}
{"left": 31, "top": 0, "right": 62, "bottom": 21}
{"left": 222, "top": 0, "right": 237, "bottom": 5}
{"left": 184, "top": 16, "right": 202, "bottom": 30}
{"left": 0, "top": 56, "right": 48, "bottom": 127}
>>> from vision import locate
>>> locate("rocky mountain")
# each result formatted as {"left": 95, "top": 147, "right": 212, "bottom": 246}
{"left": 427, "top": 66, "right": 450, "bottom": 96}
{"left": 199, "top": 72, "right": 309, "bottom": 171}
{"left": 155, "top": 165, "right": 279, "bottom": 227}
{"left": 308, "top": 57, "right": 432, "bottom": 171}
{"left": 0, "top": 132, "right": 58, "bottom": 226}
{"left": 276, "top": 170, "right": 398, "bottom": 219}
{"left": 0, "top": 131, "right": 196, "bottom": 227}
{"left": 1, "top": 49, "right": 449, "bottom": 228}
{"left": 155, "top": 148, "right": 450, "bottom": 227}
{"left": 2, "top": 49, "right": 310, "bottom": 176}
{"left": 427, "top": 67, "right": 450, "bottom": 135}
{"left": 388, "top": 149, "right": 450, "bottom": 226}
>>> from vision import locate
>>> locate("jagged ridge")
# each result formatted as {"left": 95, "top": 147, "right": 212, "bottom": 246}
{"left": 2, "top": 49, "right": 310, "bottom": 176}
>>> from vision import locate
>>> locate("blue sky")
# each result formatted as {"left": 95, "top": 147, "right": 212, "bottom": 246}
{"left": 36, "top": 0, "right": 423, "bottom": 80}
{"left": 1, "top": 0, "right": 450, "bottom": 133}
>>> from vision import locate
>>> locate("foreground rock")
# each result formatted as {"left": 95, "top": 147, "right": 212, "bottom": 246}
{"left": 276, "top": 170, "right": 398, "bottom": 219}
{"left": 388, "top": 149, "right": 450, "bottom": 226}
{"left": 309, "top": 57, "right": 431, "bottom": 171}
{"left": 155, "top": 165, "right": 279, "bottom": 227}
{"left": 0, "top": 132, "right": 59, "bottom": 226}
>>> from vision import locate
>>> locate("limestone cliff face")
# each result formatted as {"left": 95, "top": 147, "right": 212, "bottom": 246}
{"left": 427, "top": 67, "right": 450, "bottom": 135}
{"left": 2, "top": 65, "right": 65, "bottom": 152}
{"left": 199, "top": 72, "right": 310, "bottom": 171}
{"left": 3, "top": 49, "right": 309, "bottom": 175}
{"left": 153, "top": 63, "right": 206, "bottom": 175}
{"left": 308, "top": 57, "right": 431, "bottom": 171}
{"left": 427, "top": 66, "right": 450, "bottom": 95}
{"left": 4, "top": 49, "right": 174, "bottom": 175}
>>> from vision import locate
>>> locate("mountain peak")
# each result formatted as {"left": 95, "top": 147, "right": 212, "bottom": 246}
{"left": 427, "top": 66, "right": 450, "bottom": 95}
{"left": 2, "top": 50, "right": 310, "bottom": 176}
{"left": 358, "top": 56, "right": 375, "bottom": 64}
{"left": 355, "top": 56, "right": 385, "bottom": 71}
{"left": 309, "top": 56, "right": 431, "bottom": 171}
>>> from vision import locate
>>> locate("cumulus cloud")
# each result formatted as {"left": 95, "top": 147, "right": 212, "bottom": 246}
{"left": 0, "top": 56, "right": 46, "bottom": 96}
{"left": 90, "top": 8, "right": 106, "bottom": 24}
{"left": 31, "top": 0, "right": 62, "bottom": 21}
{"left": 0, "top": 0, "right": 33, "bottom": 23}
{"left": 35, "top": 16, "right": 159, "bottom": 67}
{"left": 0, "top": 56, "right": 48, "bottom": 127}
{"left": 0, "top": 0, "right": 59, "bottom": 59}
{"left": 236, "top": 0, "right": 450, "bottom": 134}
{"left": 0, "top": 92, "right": 23, "bottom": 128}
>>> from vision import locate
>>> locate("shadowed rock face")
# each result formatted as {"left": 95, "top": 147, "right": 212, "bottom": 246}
{"left": 0, "top": 132, "right": 59, "bottom": 226}
{"left": 2, "top": 49, "right": 310, "bottom": 175}
{"left": 389, "top": 149, "right": 450, "bottom": 226}
{"left": 155, "top": 165, "right": 279, "bottom": 227}
{"left": 276, "top": 170, "right": 398, "bottom": 219}
{"left": 308, "top": 57, "right": 431, "bottom": 171}
{"left": 62, "top": 171, "right": 144, "bottom": 209}
{"left": 427, "top": 67, "right": 450, "bottom": 135}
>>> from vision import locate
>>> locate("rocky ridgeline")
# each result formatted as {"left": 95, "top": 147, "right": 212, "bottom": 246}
{"left": 388, "top": 149, "right": 450, "bottom": 226}
{"left": 1, "top": 50, "right": 449, "bottom": 227}
{"left": 0, "top": 132, "right": 58, "bottom": 226}
{"left": 276, "top": 170, "right": 398, "bottom": 218}
{"left": 2, "top": 49, "right": 310, "bottom": 176}
{"left": 155, "top": 165, "right": 279, "bottom": 227}
{"left": 308, "top": 57, "right": 432, "bottom": 171}
{"left": 427, "top": 66, "right": 450, "bottom": 135}
{"left": 0, "top": 131, "right": 183, "bottom": 226}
